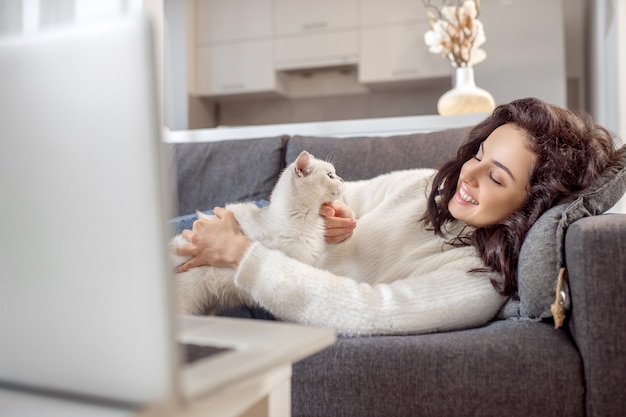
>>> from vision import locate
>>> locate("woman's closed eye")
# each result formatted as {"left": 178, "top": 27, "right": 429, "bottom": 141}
{"left": 489, "top": 171, "right": 503, "bottom": 186}
{"left": 474, "top": 153, "right": 504, "bottom": 186}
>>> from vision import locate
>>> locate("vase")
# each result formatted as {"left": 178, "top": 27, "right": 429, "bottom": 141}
{"left": 437, "top": 66, "right": 495, "bottom": 116}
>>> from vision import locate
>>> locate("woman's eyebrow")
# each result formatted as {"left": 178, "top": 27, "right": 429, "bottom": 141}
{"left": 494, "top": 160, "right": 516, "bottom": 181}
{"left": 481, "top": 143, "right": 516, "bottom": 181}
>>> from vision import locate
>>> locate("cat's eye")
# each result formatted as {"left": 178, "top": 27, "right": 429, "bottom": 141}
{"left": 327, "top": 172, "right": 335, "bottom": 179}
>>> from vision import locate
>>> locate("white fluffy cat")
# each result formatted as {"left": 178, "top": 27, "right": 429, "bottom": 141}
{"left": 171, "top": 150, "right": 344, "bottom": 315}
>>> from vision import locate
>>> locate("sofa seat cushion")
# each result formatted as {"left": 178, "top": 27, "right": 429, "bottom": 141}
{"left": 172, "top": 136, "right": 287, "bottom": 216}
{"left": 292, "top": 320, "right": 583, "bottom": 417}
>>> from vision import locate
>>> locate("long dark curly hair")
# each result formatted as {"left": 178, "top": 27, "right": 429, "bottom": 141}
{"left": 422, "top": 97, "right": 619, "bottom": 296}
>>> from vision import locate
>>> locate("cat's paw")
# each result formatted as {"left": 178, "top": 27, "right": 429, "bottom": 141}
{"left": 169, "top": 234, "right": 192, "bottom": 270}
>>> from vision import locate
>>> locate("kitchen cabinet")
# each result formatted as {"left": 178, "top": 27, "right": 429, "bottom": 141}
{"left": 274, "top": 0, "right": 358, "bottom": 35}
{"left": 359, "top": 0, "right": 424, "bottom": 26}
{"left": 358, "top": 0, "right": 449, "bottom": 84}
{"left": 273, "top": 0, "right": 359, "bottom": 70}
{"left": 195, "top": 0, "right": 272, "bottom": 43}
{"left": 189, "top": 0, "right": 566, "bottom": 105}
{"left": 274, "top": 31, "right": 358, "bottom": 71}
{"left": 359, "top": 21, "right": 450, "bottom": 84}
{"left": 192, "top": 0, "right": 279, "bottom": 96}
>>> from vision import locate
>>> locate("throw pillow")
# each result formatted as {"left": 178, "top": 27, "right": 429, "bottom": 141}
{"left": 500, "top": 145, "right": 626, "bottom": 324}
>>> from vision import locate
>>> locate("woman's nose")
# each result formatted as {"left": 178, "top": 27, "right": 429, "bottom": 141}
{"left": 461, "top": 164, "right": 480, "bottom": 187}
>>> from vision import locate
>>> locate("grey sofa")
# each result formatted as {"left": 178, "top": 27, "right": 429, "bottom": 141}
{"left": 170, "top": 126, "right": 626, "bottom": 417}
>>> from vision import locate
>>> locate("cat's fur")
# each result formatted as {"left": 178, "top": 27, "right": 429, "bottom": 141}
{"left": 171, "top": 150, "right": 344, "bottom": 315}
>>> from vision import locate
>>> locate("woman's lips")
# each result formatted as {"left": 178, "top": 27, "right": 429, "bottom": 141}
{"left": 459, "top": 186, "right": 478, "bottom": 205}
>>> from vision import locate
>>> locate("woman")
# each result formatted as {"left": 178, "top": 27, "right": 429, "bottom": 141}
{"left": 175, "top": 98, "right": 618, "bottom": 336}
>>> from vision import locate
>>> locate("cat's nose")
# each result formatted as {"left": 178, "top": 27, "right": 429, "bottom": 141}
{"left": 338, "top": 176, "right": 344, "bottom": 182}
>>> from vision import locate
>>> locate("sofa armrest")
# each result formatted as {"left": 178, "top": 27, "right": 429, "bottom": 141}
{"left": 565, "top": 214, "right": 626, "bottom": 417}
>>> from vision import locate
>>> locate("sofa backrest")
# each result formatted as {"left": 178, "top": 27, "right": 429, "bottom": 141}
{"left": 285, "top": 126, "right": 472, "bottom": 182}
{"left": 171, "top": 127, "right": 473, "bottom": 216}
{"left": 171, "top": 135, "right": 288, "bottom": 215}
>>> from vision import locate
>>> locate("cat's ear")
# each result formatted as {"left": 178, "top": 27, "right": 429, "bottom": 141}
{"left": 295, "top": 151, "right": 313, "bottom": 177}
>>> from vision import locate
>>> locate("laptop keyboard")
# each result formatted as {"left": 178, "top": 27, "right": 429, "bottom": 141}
{"left": 181, "top": 343, "right": 233, "bottom": 364}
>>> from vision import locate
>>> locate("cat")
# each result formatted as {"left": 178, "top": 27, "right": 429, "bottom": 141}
{"left": 170, "top": 150, "right": 344, "bottom": 315}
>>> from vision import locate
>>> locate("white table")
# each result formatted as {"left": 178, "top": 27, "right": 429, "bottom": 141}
{"left": 1, "top": 317, "right": 336, "bottom": 417}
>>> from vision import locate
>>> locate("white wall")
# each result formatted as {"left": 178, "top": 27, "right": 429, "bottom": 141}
{"left": 163, "top": 0, "right": 188, "bottom": 130}
{"left": 619, "top": 1, "right": 626, "bottom": 143}
{"left": 476, "top": 0, "right": 566, "bottom": 107}
{"left": 616, "top": 0, "right": 626, "bottom": 213}
{"left": 590, "top": 0, "right": 626, "bottom": 213}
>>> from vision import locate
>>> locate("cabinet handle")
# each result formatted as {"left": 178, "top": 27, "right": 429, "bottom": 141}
{"left": 302, "top": 21, "right": 328, "bottom": 30}
{"left": 392, "top": 69, "right": 419, "bottom": 76}
{"left": 221, "top": 83, "right": 246, "bottom": 91}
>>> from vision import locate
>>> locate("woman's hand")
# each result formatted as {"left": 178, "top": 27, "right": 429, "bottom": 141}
{"left": 174, "top": 207, "right": 251, "bottom": 272}
{"left": 320, "top": 201, "right": 357, "bottom": 244}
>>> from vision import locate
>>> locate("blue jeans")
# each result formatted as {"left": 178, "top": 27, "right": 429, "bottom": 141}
{"left": 169, "top": 200, "right": 270, "bottom": 236}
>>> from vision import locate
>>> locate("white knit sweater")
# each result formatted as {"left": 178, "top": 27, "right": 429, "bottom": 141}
{"left": 234, "top": 168, "right": 507, "bottom": 336}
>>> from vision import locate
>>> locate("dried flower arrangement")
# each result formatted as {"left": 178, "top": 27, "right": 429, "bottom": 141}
{"left": 423, "top": 0, "right": 487, "bottom": 68}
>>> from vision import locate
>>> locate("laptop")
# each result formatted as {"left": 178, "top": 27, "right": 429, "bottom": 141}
{"left": 0, "top": 14, "right": 334, "bottom": 414}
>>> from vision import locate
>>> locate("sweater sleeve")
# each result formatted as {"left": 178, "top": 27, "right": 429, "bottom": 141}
{"left": 234, "top": 242, "right": 506, "bottom": 336}
{"left": 338, "top": 169, "right": 436, "bottom": 218}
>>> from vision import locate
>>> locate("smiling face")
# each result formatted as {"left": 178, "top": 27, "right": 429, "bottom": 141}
{"left": 448, "top": 123, "right": 537, "bottom": 227}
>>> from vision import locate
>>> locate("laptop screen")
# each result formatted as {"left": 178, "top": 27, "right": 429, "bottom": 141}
{"left": 0, "top": 15, "right": 179, "bottom": 407}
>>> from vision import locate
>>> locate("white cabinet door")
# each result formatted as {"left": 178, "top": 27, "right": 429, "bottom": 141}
{"left": 359, "top": 0, "right": 425, "bottom": 26}
{"left": 196, "top": 0, "right": 272, "bottom": 44}
{"left": 274, "top": 30, "right": 358, "bottom": 70}
{"left": 359, "top": 22, "right": 450, "bottom": 84}
{"left": 274, "top": 0, "right": 358, "bottom": 35}
{"left": 193, "top": 0, "right": 276, "bottom": 96}
{"left": 194, "top": 40, "right": 279, "bottom": 96}
{"left": 273, "top": 0, "right": 359, "bottom": 70}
